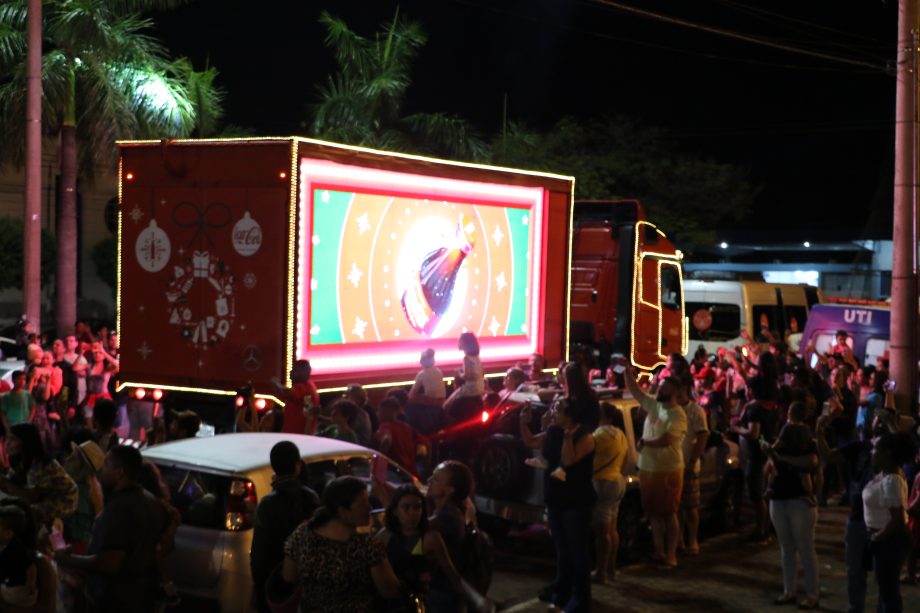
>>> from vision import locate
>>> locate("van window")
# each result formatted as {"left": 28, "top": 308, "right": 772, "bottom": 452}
{"left": 784, "top": 306, "right": 808, "bottom": 336}
{"left": 686, "top": 302, "right": 741, "bottom": 341}
{"left": 812, "top": 332, "right": 853, "bottom": 357}
{"left": 661, "top": 264, "right": 681, "bottom": 310}
{"left": 751, "top": 305, "right": 782, "bottom": 341}
{"left": 156, "top": 466, "right": 232, "bottom": 530}
{"left": 864, "top": 338, "right": 889, "bottom": 368}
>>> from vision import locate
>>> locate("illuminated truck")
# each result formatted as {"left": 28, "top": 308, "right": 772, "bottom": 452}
{"left": 115, "top": 138, "right": 685, "bottom": 426}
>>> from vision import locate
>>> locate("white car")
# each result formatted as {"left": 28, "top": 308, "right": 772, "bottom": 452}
{"left": 0, "top": 359, "right": 25, "bottom": 389}
{"left": 142, "top": 432, "right": 422, "bottom": 613}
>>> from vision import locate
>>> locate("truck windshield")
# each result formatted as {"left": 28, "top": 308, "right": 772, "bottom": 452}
{"left": 661, "top": 264, "right": 682, "bottom": 310}
{"left": 686, "top": 302, "right": 741, "bottom": 341}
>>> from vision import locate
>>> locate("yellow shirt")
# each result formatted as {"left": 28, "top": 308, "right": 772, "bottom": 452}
{"left": 593, "top": 425, "right": 627, "bottom": 481}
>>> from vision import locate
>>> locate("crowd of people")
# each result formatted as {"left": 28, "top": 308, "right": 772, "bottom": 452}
{"left": 3, "top": 313, "right": 920, "bottom": 613}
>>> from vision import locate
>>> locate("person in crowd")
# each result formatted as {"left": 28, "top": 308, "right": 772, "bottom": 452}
{"left": 624, "top": 367, "right": 687, "bottom": 569}
{"left": 676, "top": 372, "right": 709, "bottom": 557}
{"left": 859, "top": 432, "right": 916, "bottom": 613}
{"left": 85, "top": 341, "right": 117, "bottom": 413}
{"left": 235, "top": 383, "right": 261, "bottom": 433}
{"left": 444, "top": 333, "right": 485, "bottom": 422}
{"left": 408, "top": 348, "right": 447, "bottom": 435}
{"left": 0, "top": 504, "right": 38, "bottom": 607}
{"left": 0, "top": 422, "right": 77, "bottom": 528}
{"left": 27, "top": 352, "right": 60, "bottom": 451}
{"left": 62, "top": 335, "right": 89, "bottom": 410}
{"left": 386, "top": 388, "right": 410, "bottom": 421}
{"left": 55, "top": 445, "right": 168, "bottom": 612}
{"left": 426, "top": 461, "right": 475, "bottom": 559}
{"left": 340, "top": 384, "right": 374, "bottom": 446}
{"left": 271, "top": 359, "right": 321, "bottom": 435}
{"left": 828, "top": 330, "right": 859, "bottom": 370}
{"left": 525, "top": 353, "right": 551, "bottom": 384}
{"left": 764, "top": 401, "right": 820, "bottom": 609}
{"left": 0, "top": 371, "right": 34, "bottom": 433}
{"left": 377, "top": 484, "right": 492, "bottom": 613}
{"left": 904, "top": 443, "right": 920, "bottom": 584}
{"left": 281, "top": 476, "right": 401, "bottom": 612}
{"left": 137, "top": 461, "right": 182, "bottom": 606}
{"left": 317, "top": 399, "right": 359, "bottom": 444}
{"left": 591, "top": 402, "right": 628, "bottom": 584}
{"left": 62, "top": 439, "right": 105, "bottom": 554}
{"left": 88, "top": 397, "right": 118, "bottom": 452}
{"left": 732, "top": 353, "right": 782, "bottom": 544}
{"left": 345, "top": 383, "right": 378, "bottom": 436}
{"left": 520, "top": 364, "right": 596, "bottom": 613}
{"left": 251, "top": 441, "right": 320, "bottom": 613}
{"left": 168, "top": 410, "right": 201, "bottom": 440}
{"left": 856, "top": 369, "right": 886, "bottom": 441}
{"left": 374, "top": 397, "right": 428, "bottom": 474}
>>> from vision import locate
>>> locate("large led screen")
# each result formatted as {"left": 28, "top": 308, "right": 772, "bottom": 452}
{"left": 297, "top": 158, "right": 548, "bottom": 374}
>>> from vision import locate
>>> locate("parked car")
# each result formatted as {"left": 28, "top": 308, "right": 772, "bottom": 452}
{"left": 432, "top": 388, "right": 741, "bottom": 562}
{"left": 141, "top": 432, "right": 423, "bottom": 613}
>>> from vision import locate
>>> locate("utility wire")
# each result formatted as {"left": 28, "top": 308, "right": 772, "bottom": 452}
{"left": 588, "top": 0, "right": 891, "bottom": 73}
{"left": 449, "top": 0, "right": 880, "bottom": 74}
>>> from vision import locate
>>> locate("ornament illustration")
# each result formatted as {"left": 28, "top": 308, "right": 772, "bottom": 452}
{"left": 166, "top": 250, "right": 236, "bottom": 350}
{"left": 232, "top": 211, "right": 262, "bottom": 256}
{"left": 135, "top": 220, "right": 171, "bottom": 273}
{"left": 401, "top": 214, "right": 475, "bottom": 336}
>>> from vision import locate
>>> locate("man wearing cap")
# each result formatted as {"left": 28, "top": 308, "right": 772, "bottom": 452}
{"left": 250, "top": 441, "right": 319, "bottom": 612}
{"left": 55, "top": 445, "right": 168, "bottom": 612}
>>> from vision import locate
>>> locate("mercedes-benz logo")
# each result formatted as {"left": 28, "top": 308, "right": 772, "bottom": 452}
{"left": 242, "top": 345, "right": 261, "bottom": 372}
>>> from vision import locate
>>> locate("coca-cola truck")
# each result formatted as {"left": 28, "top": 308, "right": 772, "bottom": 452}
{"left": 115, "top": 138, "right": 686, "bottom": 429}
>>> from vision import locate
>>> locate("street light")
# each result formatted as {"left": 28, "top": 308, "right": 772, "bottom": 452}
{"left": 719, "top": 242, "right": 728, "bottom": 249}
{"left": 803, "top": 241, "right": 811, "bottom": 248}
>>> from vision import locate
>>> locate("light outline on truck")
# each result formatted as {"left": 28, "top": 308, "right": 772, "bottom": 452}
{"left": 631, "top": 220, "right": 685, "bottom": 371}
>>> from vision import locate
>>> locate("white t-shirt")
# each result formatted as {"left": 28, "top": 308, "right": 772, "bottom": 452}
{"left": 414, "top": 366, "right": 446, "bottom": 399}
{"left": 862, "top": 472, "right": 909, "bottom": 531}
{"left": 681, "top": 401, "right": 709, "bottom": 474}
{"left": 637, "top": 396, "right": 687, "bottom": 473}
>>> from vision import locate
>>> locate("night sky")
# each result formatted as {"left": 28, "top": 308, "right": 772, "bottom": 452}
{"left": 152, "top": 0, "right": 898, "bottom": 240}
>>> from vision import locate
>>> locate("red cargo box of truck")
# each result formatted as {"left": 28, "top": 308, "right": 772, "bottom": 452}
{"left": 116, "top": 138, "right": 574, "bottom": 405}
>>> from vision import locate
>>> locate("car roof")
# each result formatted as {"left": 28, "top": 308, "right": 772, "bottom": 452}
{"left": 142, "top": 432, "right": 375, "bottom": 475}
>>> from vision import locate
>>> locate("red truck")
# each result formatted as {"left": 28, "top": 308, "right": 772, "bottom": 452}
{"left": 115, "top": 138, "right": 686, "bottom": 429}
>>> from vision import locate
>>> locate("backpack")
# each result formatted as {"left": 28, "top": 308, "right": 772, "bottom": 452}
{"left": 456, "top": 522, "right": 493, "bottom": 595}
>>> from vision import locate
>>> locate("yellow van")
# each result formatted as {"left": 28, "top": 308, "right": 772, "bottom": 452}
{"left": 684, "top": 279, "right": 823, "bottom": 356}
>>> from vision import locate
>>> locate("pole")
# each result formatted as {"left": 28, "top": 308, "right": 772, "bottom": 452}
{"left": 891, "top": 0, "right": 919, "bottom": 418}
{"left": 23, "top": 0, "right": 42, "bottom": 332}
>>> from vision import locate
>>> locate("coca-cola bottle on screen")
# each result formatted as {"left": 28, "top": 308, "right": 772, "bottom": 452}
{"left": 401, "top": 215, "right": 476, "bottom": 336}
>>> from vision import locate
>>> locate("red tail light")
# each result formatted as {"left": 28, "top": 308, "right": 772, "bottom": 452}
{"left": 254, "top": 398, "right": 267, "bottom": 410}
{"left": 134, "top": 388, "right": 147, "bottom": 400}
{"left": 481, "top": 410, "right": 490, "bottom": 424}
{"left": 235, "top": 395, "right": 245, "bottom": 408}
{"left": 152, "top": 389, "right": 164, "bottom": 401}
{"left": 225, "top": 479, "right": 257, "bottom": 531}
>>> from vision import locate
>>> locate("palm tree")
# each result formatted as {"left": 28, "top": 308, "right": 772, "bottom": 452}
{"left": 0, "top": 0, "right": 221, "bottom": 336}
{"left": 311, "top": 10, "right": 488, "bottom": 162}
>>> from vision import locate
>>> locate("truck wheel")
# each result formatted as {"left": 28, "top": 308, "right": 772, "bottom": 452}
{"left": 715, "top": 473, "right": 742, "bottom": 532}
{"left": 475, "top": 437, "right": 526, "bottom": 500}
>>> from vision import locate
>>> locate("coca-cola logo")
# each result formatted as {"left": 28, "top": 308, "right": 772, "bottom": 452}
{"left": 232, "top": 211, "right": 262, "bottom": 256}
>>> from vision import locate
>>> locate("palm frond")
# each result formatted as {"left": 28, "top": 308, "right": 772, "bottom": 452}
{"left": 170, "top": 57, "right": 224, "bottom": 137}
{"left": 311, "top": 75, "right": 371, "bottom": 140}
{"left": 319, "top": 10, "right": 376, "bottom": 80}
{"left": 0, "top": 1, "right": 27, "bottom": 70}
{"left": 403, "top": 112, "right": 489, "bottom": 162}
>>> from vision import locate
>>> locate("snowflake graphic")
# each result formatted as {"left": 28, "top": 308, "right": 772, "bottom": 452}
{"left": 137, "top": 341, "right": 153, "bottom": 360}
{"left": 495, "top": 271, "right": 507, "bottom": 292}
{"left": 491, "top": 225, "right": 504, "bottom": 247}
{"left": 347, "top": 263, "right": 364, "bottom": 288}
{"left": 352, "top": 316, "right": 368, "bottom": 339}
{"left": 356, "top": 213, "right": 371, "bottom": 235}
{"left": 129, "top": 206, "right": 144, "bottom": 224}
{"left": 488, "top": 316, "right": 501, "bottom": 336}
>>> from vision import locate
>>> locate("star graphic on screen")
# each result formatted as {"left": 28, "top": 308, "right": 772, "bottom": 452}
{"left": 129, "top": 205, "right": 144, "bottom": 224}
{"left": 310, "top": 325, "right": 320, "bottom": 335}
{"left": 347, "top": 263, "right": 364, "bottom": 288}
{"left": 321, "top": 190, "right": 330, "bottom": 203}
{"left": 522, "top": 214, "right": 529, "bottom": 226}
{"left": 491, "top": 225, "right": 504, "bottom": 247}
{"left": 352, "top": 316, "right": 368, "bottom": 339}
{"left": 495, "top": 271, "right": 507, "bottom": 292}
{"left": 356, "top": 212, "right": 371, "bottom": 235}
{"left": 488, "top": 316, "right": 501, "bottom": 336}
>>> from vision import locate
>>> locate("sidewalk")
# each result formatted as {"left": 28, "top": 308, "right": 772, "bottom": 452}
{"left": 493, "top": 505, "right": 920, "bottom": 612}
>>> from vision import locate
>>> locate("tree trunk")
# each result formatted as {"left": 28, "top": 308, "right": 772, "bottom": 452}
{"left": 57, "top": 123, "right": 78, "bottom": 337}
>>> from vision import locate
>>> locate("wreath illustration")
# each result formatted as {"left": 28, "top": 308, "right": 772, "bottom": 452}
{"left": 166, "top": 202, "right": 236, "bottom": 350}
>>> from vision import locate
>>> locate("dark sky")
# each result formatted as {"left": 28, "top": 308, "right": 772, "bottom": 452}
{"left": 152, "top": 0, "right": 898, "bottom": 239}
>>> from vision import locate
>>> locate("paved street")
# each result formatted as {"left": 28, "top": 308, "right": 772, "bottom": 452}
{"left": 489, "top": 505, "right": 920, "bottom": 612}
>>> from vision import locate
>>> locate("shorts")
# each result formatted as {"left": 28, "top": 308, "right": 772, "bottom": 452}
{"left": 592, "top": 477, "right": 626, "bottom": 524}
{"left": 680, "top": 470, "right": 701, "bottom": 510}
{"left": 639, "top": 470, "right": 684, "bottom": 516}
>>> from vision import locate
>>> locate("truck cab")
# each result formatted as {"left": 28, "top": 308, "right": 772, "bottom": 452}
{"left": 569, "top": 200, "right": 686, "bottom": 371}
